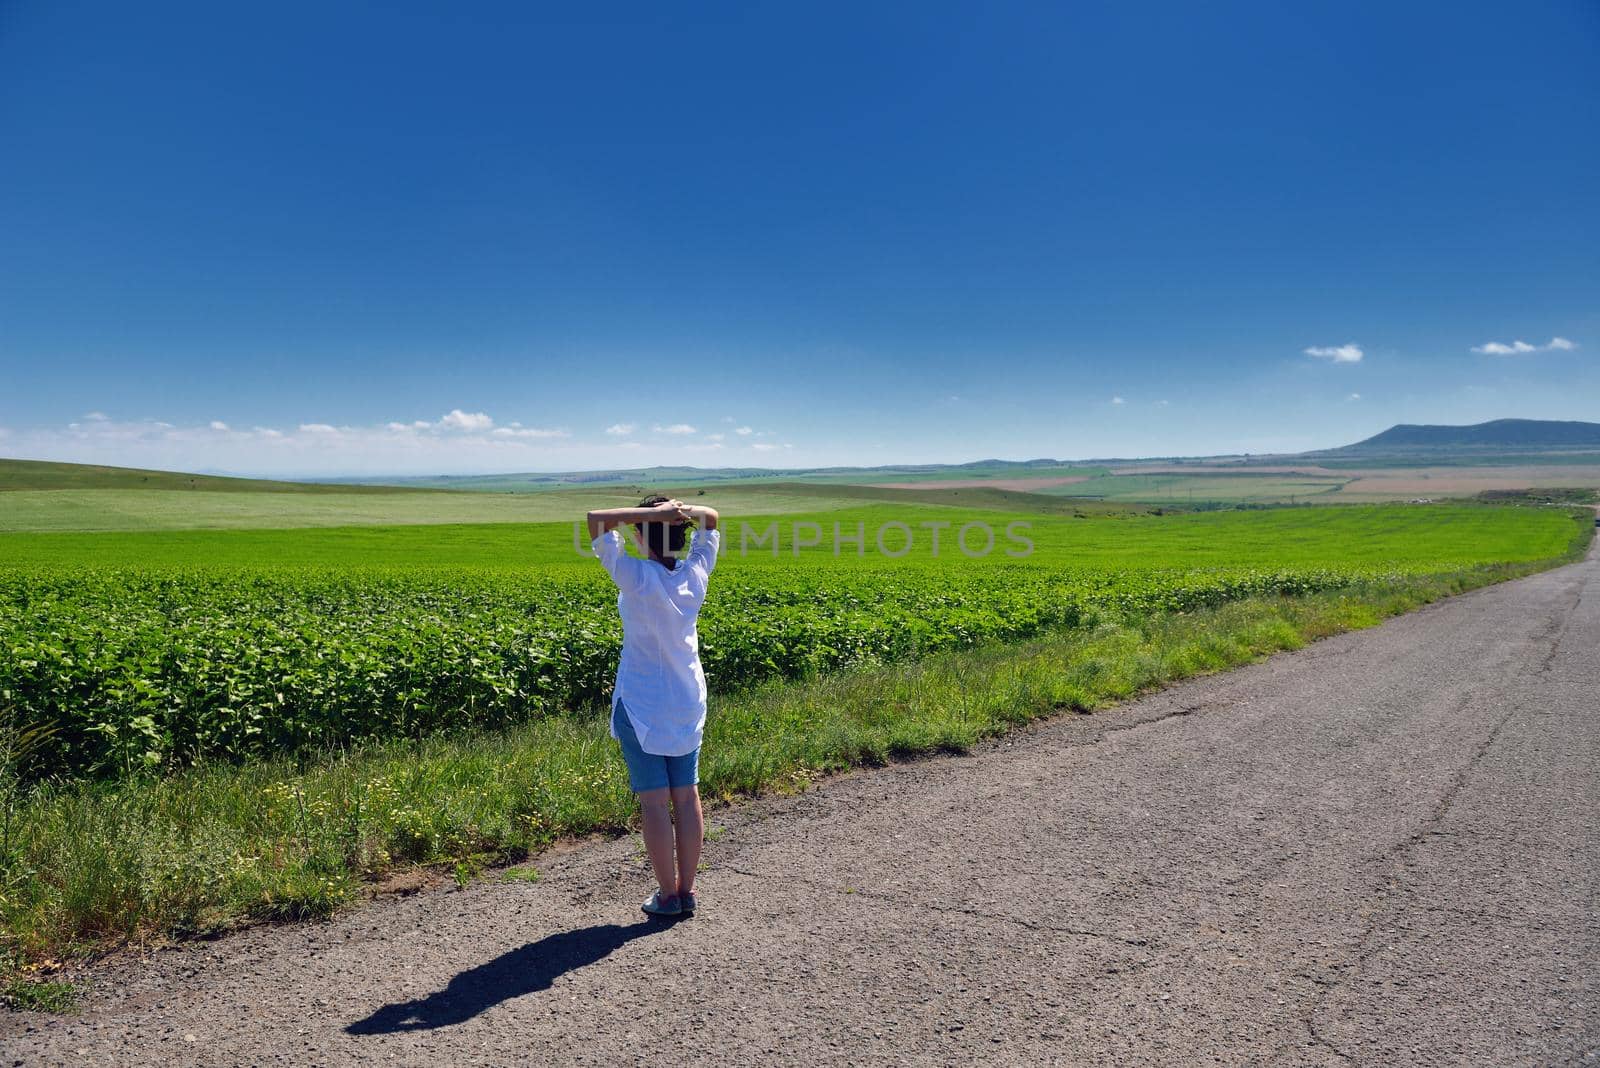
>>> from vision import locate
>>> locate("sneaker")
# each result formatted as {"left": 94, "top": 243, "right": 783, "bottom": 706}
{"left": 679, "top": 892, "right": 697, "bottom": 917}
{"left": 641, "top": 890, "right": 681, "bottom": 917}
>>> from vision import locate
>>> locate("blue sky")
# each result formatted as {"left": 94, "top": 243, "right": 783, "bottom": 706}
{"left": 1, "top": 1, "right": 1595, "bottom": 476}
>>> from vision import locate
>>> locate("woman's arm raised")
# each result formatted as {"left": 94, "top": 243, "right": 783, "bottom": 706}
{"left": 585, "top": 500, "right": 690, "bottom": 541}
{"left": 680, "top": 504, "right": 718, "bottom": 531}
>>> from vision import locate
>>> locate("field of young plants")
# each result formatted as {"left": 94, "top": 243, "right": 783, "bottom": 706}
{"left": 1, "top": 502, "right": 1587, "bottom": 782}
{"left": 0, "top": 493, "right": 1592, "bottom": 987}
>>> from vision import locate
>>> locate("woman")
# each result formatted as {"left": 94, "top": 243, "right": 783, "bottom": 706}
{"left": 586, "top": 494, "right": 721, "bottom": 918}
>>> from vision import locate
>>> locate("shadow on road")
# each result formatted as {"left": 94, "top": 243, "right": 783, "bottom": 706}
{"left": 345, "top": 918, "right": 672, "bottom": 1033}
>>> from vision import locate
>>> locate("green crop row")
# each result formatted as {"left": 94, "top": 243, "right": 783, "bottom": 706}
{"left": 1, "top": 564, "right": 1375, "bottom": 780}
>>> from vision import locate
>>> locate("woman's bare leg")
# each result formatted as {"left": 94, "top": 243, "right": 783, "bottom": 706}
{"left": 670, "top": 784, "right": 703, "bottom": 895}
{"left": 637, "top": 788, "right": 677, "bottom": 897}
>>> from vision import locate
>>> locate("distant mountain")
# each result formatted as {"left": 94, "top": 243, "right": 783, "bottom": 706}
{"left": 1315, "top": 419, "right": 1600, "bottom": 456}
{"left": 12, "top": 420, "right": 1595, "bottom": 493}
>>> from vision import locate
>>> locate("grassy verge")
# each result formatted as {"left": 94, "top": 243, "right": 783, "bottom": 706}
{"left": 0, "top": 536, "right": 1589, "bottom": 995}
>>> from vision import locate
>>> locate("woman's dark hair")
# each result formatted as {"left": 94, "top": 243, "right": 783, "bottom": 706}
{"left": 636, "top": 494, "right": 687, "bottom": 557}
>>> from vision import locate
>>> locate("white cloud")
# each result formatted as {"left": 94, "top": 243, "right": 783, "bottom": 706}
{"left": 654, "top": 423, "right": 696, "bottom": 435}
{"left": 1347, "top": 392, "right": 1362, "bottom": 401}
{"left": 1304, "top": 343, "right": 1363, "bottom": 363}
{"left": 83, "top": 411, "right": 108, "bottom": 421}
{"left": 388, "top": 415, "right": 565, "bottom": 440}
{"left": 751, "top": 442, "right": 779, "bottom": 451}
{"left": 1155, "top": 399, "right": 1170, "bottom": 408}
{"left": 491, "top": 426, "right": 568, "bottom": 439}
{"left": 439, "top": 409, "right": 494, "bottom": 431}
{"left": 734, "top": 426, "right": 753, "bottom": 436}
{"left": 604, "top": 423, "right": 636, "bottom": 436}
{"left": 1111, "top": 396, "right": 1126, "bottom": 405}
{"left": 208, "top": 420, "right": 229, "bottom": 431}
{"left": 1472, "top": 336, "right": 1577, "bottom": 355}
{"left": 5, "top": 412, "right": 785, "bottom": 477}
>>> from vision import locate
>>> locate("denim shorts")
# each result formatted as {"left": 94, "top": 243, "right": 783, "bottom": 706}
{"left": 612, "top": 701, "right": 700, "bottom": 793}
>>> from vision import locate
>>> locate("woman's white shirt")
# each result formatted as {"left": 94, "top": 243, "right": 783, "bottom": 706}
{"left": 592, "top": 527, "right": 721, "bottom": 756}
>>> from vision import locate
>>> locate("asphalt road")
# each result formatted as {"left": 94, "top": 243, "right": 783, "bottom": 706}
{"left": 4, "top": 534, "right": 1597, "bottom": 1066}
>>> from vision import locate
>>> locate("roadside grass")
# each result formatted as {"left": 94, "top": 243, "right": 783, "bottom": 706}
{"left": 2, "top": 976, "right": 82, "bottom": 1013}
{"left": 0, "top": 536, "right": 1587, "bottom": 991}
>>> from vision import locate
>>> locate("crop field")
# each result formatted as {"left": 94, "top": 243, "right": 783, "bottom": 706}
{"left": 1, "top": 501, "right": 1586, "bottom": 781}
{"left": 0, "top": 497, "right": 1565, "bottom": 570}
{"left": 956, "top": 461, "right": 1600, "bottom": 505}
{"left": 0, "top": 484, "right": 898, "bottom": 533}
{"left": 0, "top": 479, "right": 1592, "bottom": 976}
{"left": 353, "top": 459, "right": 1600, "bottom": 507}
{"left": 1320, "top": 464, "right": 1600, "bottom": 500}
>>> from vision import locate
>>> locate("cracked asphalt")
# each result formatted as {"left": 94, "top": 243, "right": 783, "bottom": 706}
{"left": 4, "top": 532, "right": 1597, "bottom": 1066}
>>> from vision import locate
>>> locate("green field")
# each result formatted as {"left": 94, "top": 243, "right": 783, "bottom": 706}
{"left": 0, "top": 499, "right": 1562, "bottom": 572}
{"left": 0, "top": 462, "right": 1156, "bottom": 532}
{"left": 1, "top": 459, "right": 1593, "bottom": 982}
{"left": 2, "top": 503, "right": 1583, "bottom": 781}
{"left": 0, "top": 484, "right": 906, "bottom": 533}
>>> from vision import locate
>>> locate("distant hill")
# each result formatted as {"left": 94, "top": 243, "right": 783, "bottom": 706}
{"left": 0, "top": 458, "right": 423, "bottom": 493}
{"left": 9, "top": 418, "right": 1596, "bottom": 495}
{"left": 1311, "top": 419, "right": 1600, "bottom": 458}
